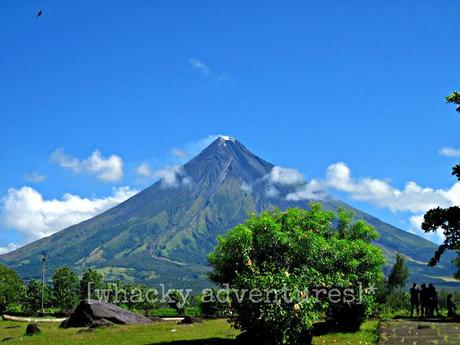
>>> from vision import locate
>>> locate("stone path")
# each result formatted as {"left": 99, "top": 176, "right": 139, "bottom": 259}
{"left": 378, "top": 319, "right": 460, "bottom": 345}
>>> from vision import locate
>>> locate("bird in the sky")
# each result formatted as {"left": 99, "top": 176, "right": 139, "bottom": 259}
{"left": 36, "top": 10, "right": 43, "bottom": 18}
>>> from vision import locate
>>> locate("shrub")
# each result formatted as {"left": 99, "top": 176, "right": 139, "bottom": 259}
{"left": 0, "top": 265, "right": 25, "bottom": 313}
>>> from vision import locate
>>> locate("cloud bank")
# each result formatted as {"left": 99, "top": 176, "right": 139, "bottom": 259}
{"left": 283, "top": 162, "right": 460, "bottom": 243}
{"left": 1, "top": 186, "right": 137, "bottom": 243}
{"left": 267, "top": 166, "right": 304, "bottom": 185}
{"left": 0, "top": 243, "right": 18, "bottom": 255}
{"left": 51, "top": 149, "right": 123, "bottom": 182}
{"left": 136, "top": 163, "right": 191, "bottom": 188}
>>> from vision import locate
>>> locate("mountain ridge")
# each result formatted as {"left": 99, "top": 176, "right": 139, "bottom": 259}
{"left": 1, "top": 137, "right": 458, "bottom": 289}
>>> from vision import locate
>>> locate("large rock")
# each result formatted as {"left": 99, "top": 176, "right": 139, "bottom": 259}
{"left": 64, "top": 299, "right": 152, "bottom": 328}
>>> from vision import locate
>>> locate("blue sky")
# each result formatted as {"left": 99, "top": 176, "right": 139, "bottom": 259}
{"left": 1, "top": 1, "right": 459, "bottom": 252}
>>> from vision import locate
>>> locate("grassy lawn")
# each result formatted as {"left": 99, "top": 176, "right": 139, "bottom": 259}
{"left": 0, "top": 319, "right": 379, "bottom": 345}
{"left": 312, "top": 320, "right": 379, "bottom": 345}
{"left": 0, "top": 319, "right": 238, "bottom": 345}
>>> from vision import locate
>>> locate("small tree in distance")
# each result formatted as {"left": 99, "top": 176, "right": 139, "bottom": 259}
{"left": 52, "top": 267, "right": 79, "bottom": 310}
{"left": 79, "top": 268, "right": 104, "bottom": 300}
{"left": 167, "top": 290, "right": 187, "bottom": 315}
{"left": 24, "top": 279, "right": 52, "bottom": 314}
{"left": 387, "top": 253, "right": 409, "bottom": 291}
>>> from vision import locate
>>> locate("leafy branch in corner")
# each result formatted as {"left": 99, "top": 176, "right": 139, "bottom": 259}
{"left": 422, "top": 91, "right": 460, "bottom": 277}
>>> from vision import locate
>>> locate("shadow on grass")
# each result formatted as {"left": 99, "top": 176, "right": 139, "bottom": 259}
{"left": 147, "top": 339, "right": 235, "bottom": 345}
{"left": 312, "top": 321, "right": 361, "bottom": 336}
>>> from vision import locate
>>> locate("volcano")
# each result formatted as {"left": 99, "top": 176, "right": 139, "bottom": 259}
{"left": 1, "top": 137, "right": 458, "bottom": 289}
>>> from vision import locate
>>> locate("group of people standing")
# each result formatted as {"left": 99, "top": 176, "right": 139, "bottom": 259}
{"left": 409, "top": 282, "right": 439, "bottom": 318}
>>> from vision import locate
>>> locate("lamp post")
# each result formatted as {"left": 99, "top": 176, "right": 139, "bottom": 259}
{"left": 40, "top": 252, "right": 47, "bottom": 316}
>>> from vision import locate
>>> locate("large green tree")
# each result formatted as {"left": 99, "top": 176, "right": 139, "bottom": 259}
{"left": 208, "top": 204, "right": 385, "bottom": 345}
{"left": 0, "top": 265, "right": 25, "bottom": 313}
{"left": 51, "top": 267, "right": 79, "bottom": 309}
{"left": 422, "top": 91, "right": 460, "bottom": 277}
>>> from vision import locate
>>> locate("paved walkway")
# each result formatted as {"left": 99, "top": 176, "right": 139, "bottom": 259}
{"left": 378, "top": 319, "right": 460, "bottom": 345}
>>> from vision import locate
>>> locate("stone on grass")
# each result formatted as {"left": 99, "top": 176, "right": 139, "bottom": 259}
{"left": 25, "top": 323, "right": 41, "bottom": 336}
{"left": 64, "top": 299, "right": 152, "bottom": 328}
{"left": 179, "top": 316, "right": 203, "bottom": 324}
{"left": 59, "top": 319, "right": 69, "bottom": 329}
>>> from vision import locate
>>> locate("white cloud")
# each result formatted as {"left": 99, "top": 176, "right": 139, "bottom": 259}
{"left": 240, "top": 182, "right": 253, "bottom": 193}
{"left": 285, "top": 161, "right": 460, "bottom": 243}
{"left": 266, "top": 185, "right": 279, "bottom": 198}
{"left": 189, "top": 59, "right": 227, "bottom": 82}
{"left": 136, "top": 163, "right": 154, "bottom": 178}
{"left": 264, "top": 165, "right": 318, "bottom": 199}
{"left": 156, "top": 165, "right": 186, "bottom": 188}
{"left": 0, "top": 243, "right": 18, "bottom": 255}
{"left": 136, "top": 163, "right": 190, "bottom": 188}
{"left": 189, "top": 59, "right": 210, "bottom": 76}
{"left": 324, "top": 162, "right": 460, "bottom": 213}
{"left": 1, "top": 186, "right": 137, "bottom": 242}
{"left": 268, "top": 166, "right": 304, "bottom": 185}
{"left": 439, "top": 147, "right": 460, "bottom": 158}
{"left": 171, "top": 147, "right": 188, "bottom": 159}
{"left": 51, "top": 149, "right": 123, "bottom": 182}
{"left": 408, "top": 214, "right": 445, "bottom": 244}
{"left": 24, "top": 171, "right": 46, "bottom": 183}
{"left": 286, "top": 179, "right": 325, "bottom": 201}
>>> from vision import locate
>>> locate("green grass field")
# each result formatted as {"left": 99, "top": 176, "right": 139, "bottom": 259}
{"left": 312, "top": 320, "right": 379, "bottom": 345}
{"left": 0, "top": 319, "right": 379, "bottom": 345}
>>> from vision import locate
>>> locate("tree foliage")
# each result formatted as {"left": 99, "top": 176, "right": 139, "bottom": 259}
{"left": 51, "top": 266, "right": 79, "bottom": 309}
{"left": 0, "top": 264, "right": 25, "bottom": 313}
{"left": 446, "top": 91, "right": 460, "bottom": 112}
{"left": 387, "top": 253, "right": 409, "bottom": 290}
{"left": 208, "top": 204, "right": 385, "bottom": 345}
{"left": 167, "top": 290, "right": 187, "bottom": 315}
{"left": 79, "top": 268, "right": 104, "bottom": 300}
{"left": 422, "top": 91, "right": 460, "bottom": 275}
{"left": 23, "top": 279, "right": 52, "bottom": 313}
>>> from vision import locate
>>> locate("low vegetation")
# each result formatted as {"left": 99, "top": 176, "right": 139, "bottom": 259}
{"left": 0, "top": 319, "right": 380, "bottom": 345}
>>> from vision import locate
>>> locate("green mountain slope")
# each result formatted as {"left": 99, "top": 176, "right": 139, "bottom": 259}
{"left": 1, "top": 137, "right": 458, "bottom": 290}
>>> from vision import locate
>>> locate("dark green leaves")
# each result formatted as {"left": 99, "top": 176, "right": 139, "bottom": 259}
{"left": 446, "top": 91, "right": 460, "bottom": 112}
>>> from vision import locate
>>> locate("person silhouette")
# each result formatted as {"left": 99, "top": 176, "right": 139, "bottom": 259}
{"left": 447, "top": 294, "right": 456, "bottom": 317}
{"left": 409, "top": 282, "right": 420, "bottom": 317}
{"left": 428, "top": 284, "right": 439, "bottom": 317}
{"left": 420, "top": 284, "right": 428, "bottom": 317}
